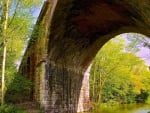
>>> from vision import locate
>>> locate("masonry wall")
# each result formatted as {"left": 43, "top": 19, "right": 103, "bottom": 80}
{"left": 20, "top": 49, "right": 90, "bottom": 113}
{"left": 19, "top": 0, "right": 51, "bottom": 108}
{"left": 45, "top": 62, "right": 90, "bottom": 113}
{"left": 19, "top": 1, "right": 90, "bottom": 112}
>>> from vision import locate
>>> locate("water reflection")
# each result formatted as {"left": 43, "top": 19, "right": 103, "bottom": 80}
{"left": 88, "top": 104, "right": 150, "bottom": 113}
{"left": 133, "top": 105, "right": 150, "bottom": 113}
{"left": 136, "top": 109, "right": 150, "bottom": 113}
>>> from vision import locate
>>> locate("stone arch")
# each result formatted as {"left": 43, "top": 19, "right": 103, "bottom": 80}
{"left": 47, "top": 0, "right": 150, "bottom": 72}
{"left": 19, "top": 0, "right": 150, "bottom": 113}
{"left": 46, "top": 0, "right": 150, "bottom": 112}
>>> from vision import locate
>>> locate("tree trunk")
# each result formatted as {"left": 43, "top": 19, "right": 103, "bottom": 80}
{"left": 1, "top": 42, "right": 6, "bottom": 105}
{"left": 1, "top": 0, "right": 9, "bottom": 105}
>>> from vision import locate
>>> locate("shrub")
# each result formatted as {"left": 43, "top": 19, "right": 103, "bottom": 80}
{"left": 0, "top": 104, "right": 27, "bottom": 113}
{"left": 5, "top": 73, "right": 32, "bottom": 103}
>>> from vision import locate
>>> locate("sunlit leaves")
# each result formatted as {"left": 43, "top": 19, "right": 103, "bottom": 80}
{"left": 90, "top": 36, "right": 150, "bottom": 104}
{"left": 0, "top": 0, "right": 42, "bottom": 65}
{"left": 0, "top": 0, "right": 43, "bottom": 101}
{"left": 131, "top": 74, "right": 145, "bottom": 94}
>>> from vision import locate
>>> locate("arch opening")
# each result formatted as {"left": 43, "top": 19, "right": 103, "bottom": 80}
{"left": 87, "top": 33, "right": 150, "bottom": 112}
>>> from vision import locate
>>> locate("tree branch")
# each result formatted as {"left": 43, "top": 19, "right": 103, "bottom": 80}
{"left": 8, "top": 0, "right": 20, "bottom": 27}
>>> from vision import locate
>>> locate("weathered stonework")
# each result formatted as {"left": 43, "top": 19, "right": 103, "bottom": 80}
{"left": 19, "top": 0, "right": 150, "bottom": 113}
{"left": 77, "top": 65, "right": 91, "bottom": 112}
{"left": 19, "top": 0, "right": 52, "bottom": 110}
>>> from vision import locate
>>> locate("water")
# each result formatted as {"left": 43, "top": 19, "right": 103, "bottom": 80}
{"left": 136, "top": 109, "right": 150, "bottom": 113}
{"left": 89, "top": 104, "right": 150, "bottom": 113}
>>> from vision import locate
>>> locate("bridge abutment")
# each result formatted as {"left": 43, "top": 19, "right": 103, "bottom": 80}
{"left": 43, "top": 62, "right": 90, "bottom": 113}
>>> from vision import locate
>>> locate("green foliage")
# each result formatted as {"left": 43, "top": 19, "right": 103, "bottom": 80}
{"left": 90, "top": 35, "right": 150, "bottom": 105}
{"left": 7, "top": 73, "right": 32, "bottom": 93}
{"left": 0, "top": 0, "right": 43, "bottom": 103}
{"left": 29, "top": 24, "right": 44, "bottom": 44}
{"left": 5, "top": 73, "right": 32, "bottom": 103}
{"left": 146, "top": 96, "right": 150, "bottom": 104}
{"left": 0, "top": 104, "right": 27, "bottom": 113}
{"left": 135, "top": 90, "right": 149, "bottom": 103}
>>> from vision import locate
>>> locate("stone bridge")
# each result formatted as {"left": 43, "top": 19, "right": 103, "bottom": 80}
{"left": 19, "top": 0, "right": 150, "bottom": 113}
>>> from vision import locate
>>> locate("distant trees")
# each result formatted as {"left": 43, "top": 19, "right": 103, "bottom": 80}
{"left": 125, "top": 33, "right": 150, "bottom": 51}
{"left": 90, "top": 35, "right": 150, "bottom": 105}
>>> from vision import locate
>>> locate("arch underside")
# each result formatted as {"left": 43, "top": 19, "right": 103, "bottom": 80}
{"left": 48, "top": 0, "right": 150, "bottom": 72}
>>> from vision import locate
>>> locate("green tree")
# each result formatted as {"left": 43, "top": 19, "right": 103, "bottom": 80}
{"left": 90, "top": 36, "right": 125, "bottom": 103}
{"left": 1, "top": 0, "right": 10, "bottom": 105}
{"left": 0, "top": 0, "right": 42, "bottom": 105}
{"left": 90, "top": 35, "right": 150, "bottom": 105}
